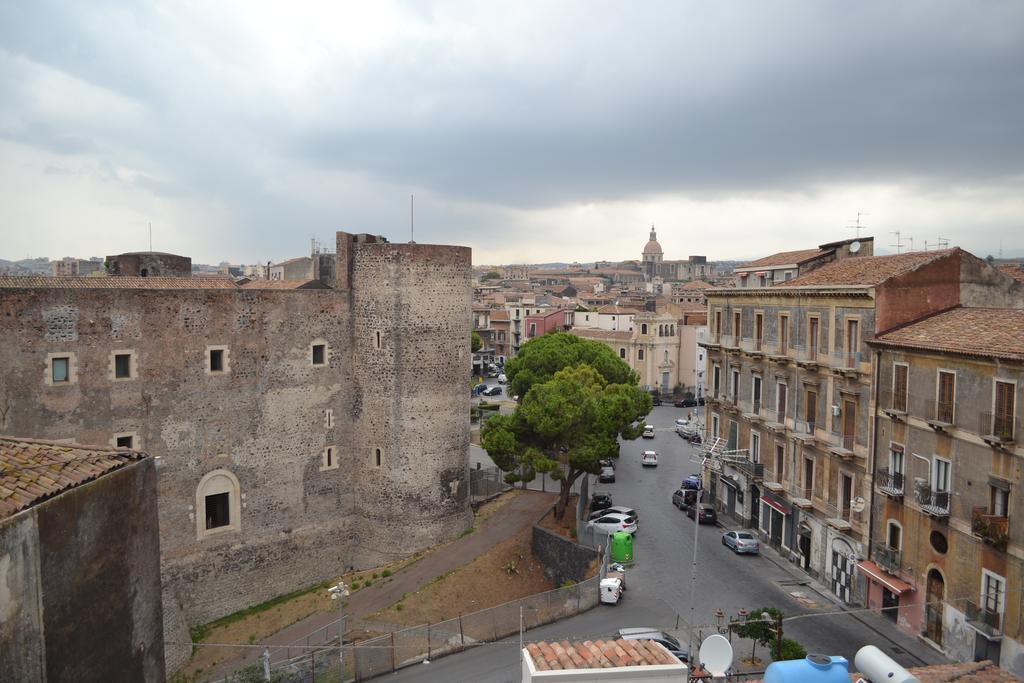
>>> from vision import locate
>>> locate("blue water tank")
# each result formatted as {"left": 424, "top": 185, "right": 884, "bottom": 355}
{"left": 764, "top": 654, "right": 849, "bottom": 683}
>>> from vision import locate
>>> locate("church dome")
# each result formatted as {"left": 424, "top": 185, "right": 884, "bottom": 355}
{"left": 643, "top": 227, "right": 663, "bottom": 255}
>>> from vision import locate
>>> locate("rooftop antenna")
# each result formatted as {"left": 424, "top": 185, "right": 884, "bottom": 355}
{"left": 924, "top": 237, "right": 949, "bottom": 251}
{"left": 149, "top": 222, "right": 153, "bottom": 253}
{"left": 889, "top": 230, "right": 904, "bottom": 254}
{"left": 409, "top": 194, "right": 416, "bottom": 244}
{"left": 846, "top": 211, "right": 870, "bottom": 238}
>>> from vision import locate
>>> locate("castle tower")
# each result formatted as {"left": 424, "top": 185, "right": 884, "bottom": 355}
{"left": 342, "top": 233, "right": 473, "bottom": 562}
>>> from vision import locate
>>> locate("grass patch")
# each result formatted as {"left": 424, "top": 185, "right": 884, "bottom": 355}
{"left": 189, "top": 580, "right": 328, "bottom": 643}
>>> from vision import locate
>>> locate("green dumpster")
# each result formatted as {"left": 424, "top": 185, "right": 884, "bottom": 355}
{"left": 610, "top": 531, "right": 633, "bottom": 563}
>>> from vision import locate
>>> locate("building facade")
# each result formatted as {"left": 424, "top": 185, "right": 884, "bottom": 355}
{"left": 0, "top": 231, "right": 474, "bottom": 672}
{"left": 864, "top": 308, "right": 1024, "bottom": 676}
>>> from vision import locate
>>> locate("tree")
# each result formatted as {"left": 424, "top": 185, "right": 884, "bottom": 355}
{"left": 480, "top": 271, "right": 501, "bottom": 281}
{"left": 471, "top": 330, "right": 482, "bottom": 353}
{"left": 732, "top": 606, "right": 784, "bottom": 661}
{"left": 481, "top": 333, "right": 650, "bottom": 519}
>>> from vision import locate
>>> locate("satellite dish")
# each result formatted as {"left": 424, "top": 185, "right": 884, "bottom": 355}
{"left": 699, "top": 634, "right": 734, "bottom": 677}
{"left": 851, "top": 496, "right": 866, "bottom": 513}
{"left": 849, "top": 240, "right": 861, "bottom": 254}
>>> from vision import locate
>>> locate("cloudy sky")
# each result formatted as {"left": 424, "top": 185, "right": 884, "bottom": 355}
{"left": 1, "top": 1, "right": 1022, "bottom": 266}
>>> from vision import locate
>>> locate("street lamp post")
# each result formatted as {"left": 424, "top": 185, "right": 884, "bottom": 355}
{"left": 328, "top": 581, "right": 350, "bottom": 683}
{"left": 687, "top": 483, "right": 701, "bottom": 669}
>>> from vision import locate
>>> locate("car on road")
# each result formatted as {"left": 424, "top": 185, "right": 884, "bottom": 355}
{"left": 674, "top": 418, "right": 688, "bottom": 433}
{"left": 589, "top": 505, "right": 638, "bottom": 522}
{"left": 681, "top": 474, "right": 702, "bottom": 490}
{"left": 482, "top": 385, "right": 502, "bottom": 396}
{"left": 722, "top": 530, "right": 760, "bottom": 554}
{"left": 588, "top": 512, "right": 637, "bottom": 535}
{"left": 590, "top": 492, "right": 613, "bottom": 513}
{"left": 674, "top": 397, "right": 697, "bottom": 408}
{"left": 599, "top": 466, "right": 616, "bottom": 483}
{"left": 641, "top": 424, "right": 656, "bottom": 438}
{"left": 671, "top": 487, "right": 698, "bottom": 511}
{"left": 599, "top": 458, "right": 615, "bottom": 469}
{"left": 688, "top": 503, "right": 717, "bottom": 524}
{"left": 617, "top": 628, "right": 687, "bottom": 663}
{"left": 641, "top": 450, "right": 658, "bottom": 467}
{"left": 497, "top": 373, "right": 507, "bottom": 384}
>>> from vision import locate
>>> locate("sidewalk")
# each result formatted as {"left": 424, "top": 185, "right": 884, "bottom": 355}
{"left": 203, "top": 489, "right": 556, "bottom": 679}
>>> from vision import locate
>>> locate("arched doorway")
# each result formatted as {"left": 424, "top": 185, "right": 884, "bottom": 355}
{"left": 926, "top": 569, "right": 945, "bottom": 645}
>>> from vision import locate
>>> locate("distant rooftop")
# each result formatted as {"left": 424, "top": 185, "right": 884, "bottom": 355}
{"left": 0, "top": 437, "right": 147, "bottom": 519}
{"left": 738, "top": 247, "right": 827, "bottom": 269}
{"left": 778, "top": 249, "right": 954, "bottom": 288}
{"left": 997, "top": 262, "right": 1024, "bottom": 284}
{"left": 870, "top": 307, "right": 1024, "bottom": 361}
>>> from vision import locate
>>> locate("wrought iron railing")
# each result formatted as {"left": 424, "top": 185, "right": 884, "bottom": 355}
{"left": 876, "top": 468, "right": 904, "bottom": 496}
{"left": 873, "top": 543, "right": 901, "bottom": 574}
{"left": 981, "top": 412, "right": 1017, "bottom": 442}
{"left": 925, "top": 398, "right": 955, "bottom": 425}
{"left": 914, "top": 483, "right": 950, "bottom": 515}
{"left": 972, "top": 507, "right": 1009, "bottom": 550}
{"left": 964, "top": 599, "right": 1003, "bottom": 637}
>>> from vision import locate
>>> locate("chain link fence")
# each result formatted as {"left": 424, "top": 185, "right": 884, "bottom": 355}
{"left": 245, "top": 556, "right": 605, "bottom": 682}
{"left": 469, "top": 464, "right": 511, "bottom": 503}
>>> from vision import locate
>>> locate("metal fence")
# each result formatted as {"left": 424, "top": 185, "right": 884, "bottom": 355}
{"left": 254, "top": 569, "right": 603, "bottom": 682}
{"left": 469, "top": 464, "right": 511, "bottom": 503}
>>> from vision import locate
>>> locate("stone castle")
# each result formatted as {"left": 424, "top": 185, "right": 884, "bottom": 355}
{"left": 0, "top": 231, "right": 474, "bottom": 671}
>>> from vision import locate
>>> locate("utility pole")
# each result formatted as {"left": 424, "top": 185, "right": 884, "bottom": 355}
{"left": 328, "top": 581, "right": 349, "bottom": 682}
{"left": 687, "top": 482, "right": 701, "bottom": 665}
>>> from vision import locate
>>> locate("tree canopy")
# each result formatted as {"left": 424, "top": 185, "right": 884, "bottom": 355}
{"left": 471, "top": 330, "right": 482, "bottom": 353}
{"left": 482, "top": 333, "right": 650, "bottom": 518}
{"left": 480, "top": 271, "right": 501, "bottom": 281}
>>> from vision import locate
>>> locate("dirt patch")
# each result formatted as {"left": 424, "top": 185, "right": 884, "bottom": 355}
{"left": 473, "top": 487, "right": 522, "bottom": 525}
{"left": 536, "top": 494, "right": 578, "bottom": 540}
{"left": 367, "top": 526, "right": 554, "bottom": 626}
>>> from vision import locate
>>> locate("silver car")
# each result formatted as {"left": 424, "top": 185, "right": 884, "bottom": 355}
{"left": 722, "top": 530, "right": 760, "bottom": 554}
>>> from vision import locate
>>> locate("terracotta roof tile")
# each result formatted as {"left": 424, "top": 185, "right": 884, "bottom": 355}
{"left": 597, "top": 305, "right": 640, "bottom": 315}
{"left": 526, "top": 639, "right": 682, "bottom": 671}
{"left": 0, "top": 437, "right": 147, "bottom": 519}
{"left": 739, "top": 248, "right": 827, "bottom": 269}
{"left": 0, "top": 275, "right": 239, "bottom": 290}
{"left": 778, "top": 250, "right": 954, "bottom": 287}
{"left": 997, "top": 263, "right": 1024, "bottom": 284}
{"left": 870, "top": 307, "right": 1024, "bottom": 361}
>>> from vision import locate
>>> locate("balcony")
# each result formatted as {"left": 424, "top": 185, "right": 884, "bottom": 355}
{"left": 873, "top": 543, "right": 901, "bottom": 574}
{"left": 876, "top": 468, "right": 904, "bottom": 498}
{"left": 881, "top": 390, "right": 908, "bottom": 421}
{"left": 972, "top": 507, "right": 1009, "bottom": 551}
{"left": 826, "top": 427, "right": 856, "bottom": 459}
{"left": 792, "top": 345, "right": 820, "bottom": 369}
{"left": 720, "top": 334, "right": 740, "bottom": 352}
{"left": 924, "top": 398, "right": 955, "bottom": 430}
{"left": 793, "top": 419, "right": 817, "bottom": 443}
{"left": 980, "top": 412, "right": 1018, "bottom": 448}
{"left": 964, "top": 600, "right": 1003, "bottom": 639}
{"left": 831, "top": 350, "right": 865, "bottom": 377}
{"left": 788, "top": 486, "right": 813, "bottom": 508}
{"left": 740, "top": 337, "right": 765, "bottom": 358}
{"left": 732, "top": 459, "right": 765, "bottom": 480}
{"left": 914, "top": 483, "right": 950, "bottom": 517}
{"left": 763, "top": 469, "right": 785, "bottom": 492}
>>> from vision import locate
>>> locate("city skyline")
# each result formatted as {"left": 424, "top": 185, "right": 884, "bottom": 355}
{"left": 1, "top": 1, "right": 1022, "bottom": 264}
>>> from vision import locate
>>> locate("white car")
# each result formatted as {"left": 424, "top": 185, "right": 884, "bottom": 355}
{"left": 674, "top": 418, "right": 688, "bottom": 434}
{"left": 588, "top": 512, "right": 637, "bottom": 535}
{"left": 588, "top": 506, "right": 638, "bottom": 523}
{"left": 642, "top": 425, "right": 656, "bottom": 438}
{"left": 641, "top": 450, "right": 658, "bottom": 467}
{"left": 497, "top": 373, "right": 507, "bottom": 384}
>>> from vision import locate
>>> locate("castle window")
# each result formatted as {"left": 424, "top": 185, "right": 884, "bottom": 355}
{"left": 641, "top": 324, "right": 648, "bottom": 335}
{"left": 312, "top": 344, "right": 326, "bottom": 366}
{"left": 205, "top": 346, "right": 230, "bottom": 375}
{"left": 114, "top": 433, "right": 135, "bottom": 449}
{"left": 325, "top": 409, "right": 334, "bottom": 428}
{"left": 196, "top": 469, "right": 241, "bottom": 539}
{"left": 376, "top": 331, "right": 381, "bottom": 349}
{"left": 619, "top": 348, "right": 626, "bottom": 359}
{"left": 638, "top": 349, "right": 645, "bottom": 361}
{"left": 115, "top": 353, "right": 131, "bottom": 378}
{"left": 321, "top": 446, "right": 338, "bottom": 471}
{"left": 46, "top": 352, "right": 77, "bottom": 386}
{"left": 375, "top": 448, "right": 382, "bottom": 467}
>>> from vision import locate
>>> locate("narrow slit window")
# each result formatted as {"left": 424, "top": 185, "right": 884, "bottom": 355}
{"left": 375, "top": 331, "right": 381, "bottom": 349}
{"left": 375, "top": 448, "right": 382, "bottom": 467}
{"left": 325, "top": 447, "right": 334, "bottom": 468}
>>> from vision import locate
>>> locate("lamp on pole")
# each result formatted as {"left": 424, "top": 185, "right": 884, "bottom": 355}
{"left": 328, "top": 581, "right": 350, "bottom": 683}
{"left": 687, "top": 482, "right": 701, "bottom": 667}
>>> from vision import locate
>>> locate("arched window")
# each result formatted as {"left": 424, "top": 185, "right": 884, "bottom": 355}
{"left": 619, "top": 348, "right": 626, "bottom": 359}
{"left": 196, "top": 469, "right": 241, "bottom": 539}
{"left": 670, "top": 324, "right": 675, "bottom": 336}
{"left": 641, "top": 323, "right": 648, "bottom": 335}
{"left": 638, "top": 349, "right": 645, "bottom": 361}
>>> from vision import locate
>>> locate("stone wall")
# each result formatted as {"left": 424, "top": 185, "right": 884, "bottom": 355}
{"left": 0, "top": 459, "right": 165, "bottom": 682}
{"left": 0, "top": 231, "right": 473, "bottom": 674}
{"left": 532, "top": 522, "right": 600, "bottom": 586}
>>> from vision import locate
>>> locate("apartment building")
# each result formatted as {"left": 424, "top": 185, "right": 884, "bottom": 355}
{"left": 864, "top": 308, "right": 1024, "bottom": 676}
{"left": 701, "top": 248, "right": 1024, "bottom": 607}
{"left": 733, "top": 237, "right": 872, "bottom": 288}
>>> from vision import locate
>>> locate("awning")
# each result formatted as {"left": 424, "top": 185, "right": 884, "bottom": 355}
{"left": 721, "top": 475, "right": 738, "bottom": 489}
{"left": 857, "top": 561, "right": 914, "bottom": 595}
{"left": 738, "top": 272, "right": 749, "bottom": 278}
{"left": 755, "top": 271, "right": 769, "bottom": 277}
{"left": 761, "top": 496, "right": 789, "bottom": 516}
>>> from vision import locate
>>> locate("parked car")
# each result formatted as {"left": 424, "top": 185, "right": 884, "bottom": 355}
{"left": 688, "top": 503, "right": 717, "bottom": 524}
{"left": 599, "top": 466, "right": 616, "bottom": 483}
{"left": 641, "top": 424, "right": 656, "bottom": 438}
{"left": 590, "top": 492, "right": 613, "bottom": 513}
{"left": 674, "top": 397, "right": 698, "bottom": 408}
{"left": 497, "top": 373, "right": 507, "bottom": 384}
{"left": 588, "top": 512, "right": 637, "bottom": 535}
{"left": 641, "top": 450, "right": 658, "bottom": 467}
{"left": 681, "top": 474, "right": 702, "bottom": 490}
{"left": 599, "top": 458, "right": 615, "bottom": 469}
{"left": 722, "top": 530, "right": 760, "bottom": 554}
{"left": 674, "top": 418, "right": 688, "bottom": 433}
{"left": 589, "top": 505, "right": 638, "bottom": 522}
{"left": 482, "top": 385, "right": 502, "bottom": 396}
{"left": 672, "top": 488, "right": 698, "bottom": 511}
{"left": 617, "top": 629, "right": 687, "bottom": 663}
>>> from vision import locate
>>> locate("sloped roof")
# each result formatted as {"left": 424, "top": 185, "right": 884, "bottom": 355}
{"left": 0, "top": 276, "right": 238, "bottom": 290}
{"left": 597, "top": 305, "right": 640, "bottom": 315}
{"left": 738, "top": 248, "right": 826, "bottom": 269}
{"left": 778, "top": 250, "right": 954, "bottom": 288}
{"left": 997, "top": 263, "right": 1024, "bottom": 284}
{"left": 0, "top": 437, "right": 147, "bottom": 519}
{"left": 489, "top": 310, "right": 510, "bottom": 321}
{"left": 680, "top": 280, "right": 716, "bottom": 289}
{"left": 870, "top": 307, "right": 1024, "bottom": 361}
{"left": 525, "top": 639, "right": 679, "bottom": 670}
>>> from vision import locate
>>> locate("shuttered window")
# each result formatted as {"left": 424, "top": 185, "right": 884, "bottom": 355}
{"left": 937, "top": 371, "right": 955, "bottom": 424}
{"left": 893, "top": 365, "right": 908, "bottom": 413}
{"left": 994, "top": 381, "right": 1015, "bottom": 439}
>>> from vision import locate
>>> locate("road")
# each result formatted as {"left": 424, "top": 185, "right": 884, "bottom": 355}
{"left": 395, "top": 404, "right": 948, "bottom": 682}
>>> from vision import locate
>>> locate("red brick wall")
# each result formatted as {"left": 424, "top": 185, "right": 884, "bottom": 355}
{"left": 875, "top": 252, "right": 961, "bottom": 333}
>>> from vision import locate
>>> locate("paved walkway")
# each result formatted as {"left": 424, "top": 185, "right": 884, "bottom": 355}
{"left": 204, "top": 489, "right": 556, "bottom": 679}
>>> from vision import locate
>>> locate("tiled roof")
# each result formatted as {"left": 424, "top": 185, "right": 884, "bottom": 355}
{"left": 870, "top": 307, "right": 1024, "bottom": 361}
{"left": 0, "top": 437, "right": 147, "bottom": 519}
{"left": 744, "top": 659, "right": 1015, "bottom": 682}
{"left": 0, "top": 275, "right": 239, "bottom": 290}
{"left": 524, "top": 639, "right": 680, "bottom": 671}
{"left": 738, "top": 248, "right": 826, "bottom": 269}
{"left": 489, "top": 310, "right": 510, "bottom": 321}
{"left": 778, "top": 250, "right": 954, "bottom": 288}
{"left": 240, "top": 279, "right": 328, "bottom": 290}
{"left": 570, "top": 328, "right": 633, "bottom": 341}
{"left": 997, "top": 263, "right": 1024, "bottom": 284}
{"left": 271, "top": 256, "right": 311, "bottom": 267}
{"left": 680, "top": 280, "right": 716, "bottom": 289}
{"left": 597, "top": 305, "right": 640, "bottom": 315}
